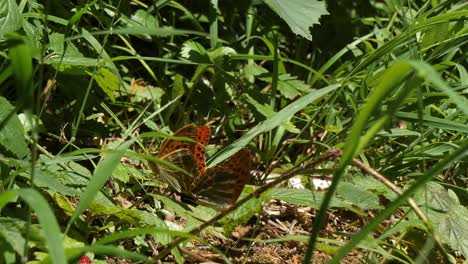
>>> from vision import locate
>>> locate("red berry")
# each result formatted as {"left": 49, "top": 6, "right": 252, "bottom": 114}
{"left": 78, "top": 256, "right": 92, "bottom": 264}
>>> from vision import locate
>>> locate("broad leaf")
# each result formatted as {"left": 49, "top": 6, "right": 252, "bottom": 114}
{"left": 262, "top": 0, "right": 328, "bottom": 40}
{"left": 0, "top": 0, "right": 21, "bottom": 37}
{"left": 0, "top": 97, "right": 28, "bottom": 159}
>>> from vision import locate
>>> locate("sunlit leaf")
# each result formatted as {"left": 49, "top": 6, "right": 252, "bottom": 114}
{"left": 262, "top": 0, "right": 328, "bottom": 40}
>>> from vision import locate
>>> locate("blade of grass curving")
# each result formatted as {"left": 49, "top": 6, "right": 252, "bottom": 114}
{"left": 67, "top": 27, "right": 207, "bottom": 41}
{"left": 208, "top": 84, "right": 339, "bottom": 166}
{"left": 407, "top": 60, "right": 468, "bottom": 115}
{"left": 308, "top": 32, "right": 373, "bottom": 87}
{"left": 68, "top": 0, "right": 97, "bottom": 27}
{"left": 65, "top": 140, "right": 133, "bottom": 234}
{"left": 114, "top": 36, "right": 160, "bottom": 82}
{"left": 110, "top": 55, "right": 197, "bottom": 64}
{"left": 14, "top": 188, "right": 66, "bottom": 264}
{"left": 346, "top": 10, "right": 468, "bottom": 80}
{"left": 167, "top": 1, "right": 204, "bottom": 31}
{"left": 395, "top": 111, "right": 468, "bottom": 133}
{"left": 304, "top": 61, "right": 414, "bottom": 263}
{"left": 358, "top": 74, "right": 423, "bottom": 152}
{"left": 80, "top": 28, "right": 119, "bottom": 77}
{"left": 329, "top": 141, "right": 468, "bottom": 263}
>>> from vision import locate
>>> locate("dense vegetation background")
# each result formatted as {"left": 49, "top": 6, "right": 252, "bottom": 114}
{"left": 0, "top": 0, "right": 467, "bottom": 263}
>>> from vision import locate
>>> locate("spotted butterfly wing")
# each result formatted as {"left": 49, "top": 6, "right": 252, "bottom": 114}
{"left": 191, "top": 148, "right": 251, "bottom": 209}
{"left": 150, "top": 124, "right": 210, "bottom": 193}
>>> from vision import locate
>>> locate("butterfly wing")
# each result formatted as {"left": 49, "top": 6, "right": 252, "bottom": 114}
{"left": 156, "top": 149, "right": 198, "bottom": 193}
{"left": 192, "top": 148, "right": 251, "bottom": 209}
{"left": 151, "top": 124, "right": 210, "bottom": 193}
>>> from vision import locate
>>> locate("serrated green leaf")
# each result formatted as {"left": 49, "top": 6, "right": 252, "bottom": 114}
{"left": 180, "top": 41, "right": 210, "bottom": 63}
{"left": 54, "top": 193, "right": 75, "bottom": 216}
{"left": 260, "top": 74, "right": 312, "bottom": 99}
{"left": 336, "top": 182, "right": 381, "bottom": 210}
{"left": 0, "top": 0, "right": 22, "bottom": 37}
{"left": 224, "top": 186, "right": 264, "bottom": 233}
{"left": 25, "top": 169, "right": 81, "bottom": 196}
{"left": 262, "top": 0, "right": 328, "bottom": 40}
{"left": 0, "top": 217, "right": 25, "bottom": 256}
{"left": 421, "top": 23, "right": 449, "bottom": 49}
{"left": 269, "top": 188, "right": 348, "bottom": 209}
{"left": 439, "top": 205, "right": 468, "bottom": 258}
{"left": 0, "top": 97, "right": 28, "bottom": 159}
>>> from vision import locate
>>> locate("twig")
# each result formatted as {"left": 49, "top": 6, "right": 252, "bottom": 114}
{"left": 154, "top": 149, "right": 342, "bottom": 261}
{"left": 178, "top": 246, "right": 212, "bottom": 263}
{"left": 351, "top": 158, "right": 450, "bottom": 259}
{"left": 351, "top": 158, "right": 428, "bottom": 222}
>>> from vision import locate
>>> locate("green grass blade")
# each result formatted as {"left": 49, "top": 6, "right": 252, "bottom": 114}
{"left": 14, "top": 188, "right": 66, "bottom": 264}
{"left": 208, "top": 84, "right": 339, "bottom": 166}
{"left": 329, "top": 140, "right": 468, "bottom": 263}
{"left": 304, "top": 61, "right": 415, "bottom": 262}
{"left": 66, "top": 140, "right": 133, "bottom": 232}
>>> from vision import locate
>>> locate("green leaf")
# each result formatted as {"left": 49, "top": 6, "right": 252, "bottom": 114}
{"left": 349, "top": 175, "right": 398, "bottom": 201}
{"left": 224, "top": 186, "right": 264, "bottom": 233}
{"left": 44, "top": 56, "right": 100, "bottom": 67}
{"left": 91, "top": 67, "right": 121, "bottom": 102}
{"left": 131, "top": 9, "right": 158, "bottom": 27}
{"left": 269, "top": 188, "right": 349, "bottom": 209}
{"left": 14, "top": 188, "right": 67, "bottom": 264}
{"left": 0, "top": 191, "right": 17, "bottom": 211}
{"left": 180, "top": 40, "right": 211, "bottom": 63}
{"left": 336, "top": 182, "right": 381, "bottom": 210}
{"left": 439, "top": 205, "right": 468, "bottom": 257}
{"left": 0, "top": 97, "right": 28, "bottom": 158}
{"left": 262, "top": 0, "right": 328, "bottom": 40}
{"left": 377, "top": 128, "right": 421, "bottom": 137}
{"left": 128, "top": 83, "right": 165, "bottom": 103}
{"left": 259, "top": 74, "right": 312, "bottom": 99}
{"left": 49, "top": 33, "right": 84, "bottom": 57}
{"left": 0, "top": 217, "right": 25, "bottom": 256}
{"left": 112, "top": 163, "right": 132, "bottom": 183}
{"left": 54, "top": 193, "right": 76, "bottom": 216}
{"left": 26, "top": 169, "right": 81, "bottom": 196}
{"left": 420, "top": 23, "right": 449, "bottom": 49}
{"left": 0, "top": 0, "right": 22, "bottom": 38}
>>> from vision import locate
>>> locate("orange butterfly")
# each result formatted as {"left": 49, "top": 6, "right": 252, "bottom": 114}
{"left": 149, "top": 124, "right": 251, "bottom": 209}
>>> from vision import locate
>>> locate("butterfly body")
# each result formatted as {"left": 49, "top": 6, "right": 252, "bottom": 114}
{"left": 150, "top": 124, "right": 251, "bottom": 209}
